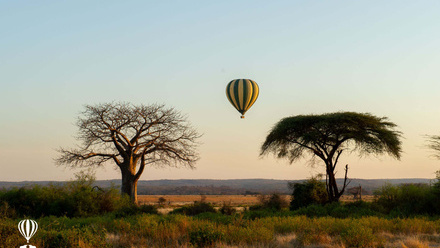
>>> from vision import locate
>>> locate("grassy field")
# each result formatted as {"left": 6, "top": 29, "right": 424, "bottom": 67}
{"left": 2, "top": 214, "right": 440, "bottom": 248}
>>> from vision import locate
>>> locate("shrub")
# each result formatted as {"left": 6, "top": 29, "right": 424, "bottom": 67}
{"left": 339, "top": 223, "right": 378, "bottom": 248}
{"left": 297, "top": 226, "right": 330, "bottom": 246}
{"left": 195, "top": 212, "right": 233, "bottom": 225}
{"left": 188, "top": 222, "right": 224, "bottom": 247}
{"left": 293, "top": 204, "right": 328, "bottom": 217}
{"left": 114, "top": 204, "right": 158, "bottom": 218}
{"left": 0, "top": 173, "right": 130, "bottom": 218}
{"left": 251, "top": 193, "right": 289, "bottom": 211}
{"left": 219, "top": 202, "right": 236, "bottom": 215}
{"left": 374, "top": 183, "right": 437, "bottom": 216}
{"left": 242, "top": 209, "right": 279, "bottom": 220}
{"left": 289, "top": 177, "right": 328, "bottom": 210}
{"left": 171, "top": 202, "right": 217, "bottom": 216}
{"left": 0, "top": 219, "right": 22, "bottom": 248}
{"left": 158, "top": 197, "right": 167, "bottom": 207}
{"left": 0, "top": 201, "right": 16, "bottom": 219}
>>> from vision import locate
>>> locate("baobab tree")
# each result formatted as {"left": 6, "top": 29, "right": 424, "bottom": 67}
{"left": 56, "top": 102, "right": 201, "bottom": 203}
{"left": 261, "top": 112, "right": 402, "bottom": 202}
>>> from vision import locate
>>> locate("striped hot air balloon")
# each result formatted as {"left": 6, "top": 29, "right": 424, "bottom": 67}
{"left": 18, "top": 219, "right": 38, "bottom": 243}
{"left": 226, "top": 79, "right": 259, "bottom": 118}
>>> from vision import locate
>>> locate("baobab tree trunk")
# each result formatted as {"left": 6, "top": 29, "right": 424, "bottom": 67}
{"left": 120, "top": 165, "right": 139, "bottom": 204}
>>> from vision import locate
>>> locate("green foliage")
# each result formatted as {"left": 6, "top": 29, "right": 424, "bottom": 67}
{"left": 170, "top": 202, "right": 217, "bottom": 216}
{"left": 250, "top": 193, "right": 289, "bottom": 211}
{"left": 188, "top": 222, "right": 224, "bottom": 247}
{"left": 194, "top": 212, "right": 233, "bottom": 225}
{"left": 290, "top": 177, "right": 328, "bottom": 210}
{"left": 0, "top": 219, "right": 22, "bottom": 248}
{"left": 113, "top": 204, "right": 158, "bottom": 218}
{"left": 242, "top": 209, "right": 283, "bottom": 219}
{"left": 261, "top": 112, "right": 402, "bottom": 163}
{"left": 219, "top": 202, "right": 236, "bottom": 215}
{"left": 374, "top": 183, "right": 438, "bottom": 216}
{"left": 261, "top": 112, "right": 402, "bottom": 203}
{"left": 0, "top": 201, "right": 16, "bottom": 219}
{"left": 0, "top": 172, "right": 131, "bottom": 218}
{"left": 293, "top": 204, "right": 329, "bottom": 217}
{"left": 290, "top": 201, "right": 383, "bottom": 218}
{"left": 339, "top": 223, "right": 378, "bottom": 248}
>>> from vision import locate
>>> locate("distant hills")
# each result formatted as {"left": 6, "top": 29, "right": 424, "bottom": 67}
{"left": 0, "top": 178, "right": 433, "bottom": 195}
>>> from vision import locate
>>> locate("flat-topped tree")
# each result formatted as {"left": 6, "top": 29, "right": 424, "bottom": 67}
{"left": 56, "top": 102, "right": 201, "bottom": 203}
{"left": 261, "top": 112, "right": 402, "bottom": 202}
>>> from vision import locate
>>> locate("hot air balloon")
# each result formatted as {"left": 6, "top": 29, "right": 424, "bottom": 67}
{"left": 226, "top": 79, "right": 259, "bottom": 118}
{"left": 18, "top": 219, "right": 38, "bottom": 243}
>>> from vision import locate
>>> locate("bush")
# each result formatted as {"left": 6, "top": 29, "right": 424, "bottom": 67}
{"left": 195, "top": 212, "right": 233, "bottom": 225}
{"left": 289, "top": 177, "right": 328, "bottom": 210}
{"left": 114, "top": 204, "right": 158, "bottom": 218}
{"left": 339, "top": 223, "right": 378, "bottom": 248}
{"left": 188, "top": 222, "right": 224, "bottom": 247}
{"left": 0, "top": 171, "right": 131, "bottom": 218}
{"left": 293, "top": 204, "right": 328, "bottom": 217}
{"left": 0, "top": 201, "right": 16, "bottom": 219}
{"left": 374, "top": 182, "right": 437, "bottom": 216}
{"left": 250, "top": 193, "right": 289, "bottom": 211}
{"left": 219, "top": 202, "right": 236, "bottom": 215}
{"left": 242, "top": 209, "right": 280, "bottom": 220}
{"left": 170, "top": 202, "right": 217, "bottom": 216}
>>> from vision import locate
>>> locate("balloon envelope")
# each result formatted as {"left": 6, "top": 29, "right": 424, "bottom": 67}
{"left": 18, "top": 219, "right": 38, "bottom": 243}
{"left": 226, "top": 79, "right": 259, "bottom": 118}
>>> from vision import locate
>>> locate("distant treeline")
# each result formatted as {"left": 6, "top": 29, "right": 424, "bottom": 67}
{"left": 0, "top": 178, "right": 432, "bottom": 195}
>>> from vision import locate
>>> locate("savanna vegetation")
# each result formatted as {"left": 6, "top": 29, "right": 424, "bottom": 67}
{"left": 3, "top": 110, "right": 440, "bottom": 247}
{"left": 2, "top": 172, "right": 440, "bottom": 247}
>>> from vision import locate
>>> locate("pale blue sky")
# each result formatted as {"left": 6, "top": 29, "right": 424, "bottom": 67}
{"left": 1, "top": 1, "right": 440, "bottom": 181}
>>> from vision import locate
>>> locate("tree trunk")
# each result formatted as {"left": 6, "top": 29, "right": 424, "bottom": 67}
{"left": 120, "top": 166, "right": 139, "bottom": 204}
{"left": 326, "top": 161, "right": 340, "bottom": 202}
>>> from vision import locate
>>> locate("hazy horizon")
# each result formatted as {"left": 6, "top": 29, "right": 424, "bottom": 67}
{"left": 1, "top": 1, "right": 440, "bottom": 181}
{"left": 0, "top": 176, "right": 437, "bottom": 183}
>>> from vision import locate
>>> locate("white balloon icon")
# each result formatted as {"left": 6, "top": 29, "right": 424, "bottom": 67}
{"left": 18, "top": 219, "right": 38, "bottom": 243}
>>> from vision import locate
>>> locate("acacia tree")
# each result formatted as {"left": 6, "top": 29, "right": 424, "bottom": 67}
{"left": 261, "top": 112, "right": 402, "bottom": 202}
{"left": 427, "top": 135, "right": 440, "bottom": 160}
{"left": 56, "top": 102, "right": 200, "bottom": 203}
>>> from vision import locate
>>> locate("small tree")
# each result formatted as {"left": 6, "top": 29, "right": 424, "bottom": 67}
{"left": 261, "top": 112, "right": 402, "bottom": 202}
{"left": 158, "top": 197, "right": 167, "bottom": 207}
{"left": 56, "top": 102, "right": 201, "bottom": 203}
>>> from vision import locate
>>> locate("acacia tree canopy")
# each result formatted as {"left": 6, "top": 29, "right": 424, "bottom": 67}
{"left": 427, "top": 135, "right": 440, "bottom": 160}
{"left": 261, "top": 112, "right": 402, "bottom": 202}
{"left": 56, "top": 102, "right": 201, "bottom": 203}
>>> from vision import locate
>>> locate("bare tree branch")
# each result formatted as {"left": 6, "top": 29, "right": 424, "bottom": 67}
{"left": 56, "top": 102, "right": 201, "bottom": 203}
